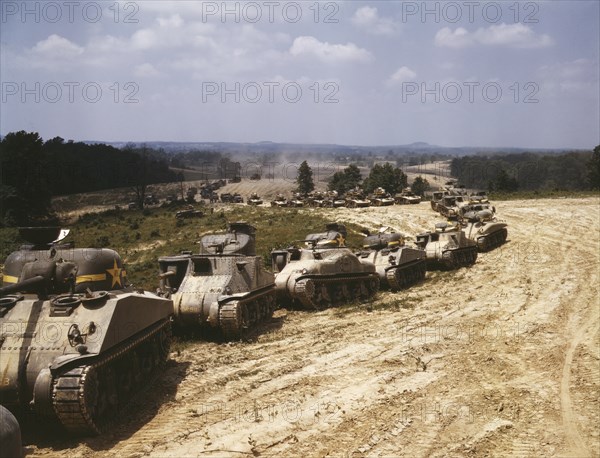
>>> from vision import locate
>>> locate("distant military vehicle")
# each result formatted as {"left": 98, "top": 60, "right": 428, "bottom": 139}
{"left": 415, "top": 222, "right": 478, "bottom": 270}
{"left": 247, "top": 193, "right": 263, "bottom": 205}
{"left": 0, "top": 227, "right": 172, "bottom": 435}
{"left": 144, "top": 194, "right": 159, "bottom": 205}
{"left": 307, "top": 192, "right": 327, "bottom": 207}
{"left": 232, "top": 193, "right": 244, "bottom": 204}
{"left": 395, "top": 189, "right": 422, "bottom": 205}
{"left": 327, "top": 191, "right": 346, "bottom": 208}
{"left": 158, "top": 223, "right": 276, "bottom": 339}
{"left": 345, "top": 189, "right": 371, "bottom": 208}
{"left": 271, "top": 194, "right": 288, "bottom": 207}
{"left": 220, "top": 193, "right": 233, "bottom": 203}
{"left": 436, "top": 195, "right": 466, "bottom": 219}
{"left": 176, "top": 206, "right": 204, "bottom": 219}
{"left": 271, "top": 223, "right": 379, "bottom": 309}
{"left": 358, "top": 228, "right": 427, "bottom": 291}
{"left": 369, "top": 187, "right": 395, "bottom": 206}
{"left": 288, "top": 193, "right": 305, "bottom": 207}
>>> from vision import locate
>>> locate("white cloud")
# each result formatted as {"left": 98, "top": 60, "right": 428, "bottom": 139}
{"left": 537, "top": 59, "right": 599, "bottom": 93}
{"left": 31, "top": 34, "right": 83, "bottom": 59}
{"left": 387, "top": 66, "right": 417, "bottom": 86}
{"left": 435, "top": 23, "right": 553, "bottom": 49}
{"left": 351, "top": 6, "right": 398, "bottom": 36}
{"left": 134, "top": 63, "right": 161, "bottom": 77}
{"left": 289, "top": 36, "right": 372, "bottom": 63}
{"left": 157, "top": 14, "right": 184, "bottom": 28}
{"left": 131, "top": 29, "right": 159, "bottom": 50}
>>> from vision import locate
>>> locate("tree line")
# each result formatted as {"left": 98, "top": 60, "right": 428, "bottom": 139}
{"left": 0, "top": 131, "right": 177, "bottom": 225}
{"left": 450, "top": 147, "right": 600, "bottom": 192}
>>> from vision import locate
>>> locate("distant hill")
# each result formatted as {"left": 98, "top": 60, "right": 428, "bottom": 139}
{"left": 82, "top": 140, "right": 579, "bottom": 156}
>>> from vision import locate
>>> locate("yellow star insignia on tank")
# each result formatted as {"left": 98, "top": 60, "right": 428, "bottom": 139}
{"left": 106, "top": 259, "right": 122, "bottom": 287}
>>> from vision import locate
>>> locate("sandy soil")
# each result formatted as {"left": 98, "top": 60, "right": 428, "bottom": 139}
{"left": 25, "top": 197, "right": 599, "bottom": 458}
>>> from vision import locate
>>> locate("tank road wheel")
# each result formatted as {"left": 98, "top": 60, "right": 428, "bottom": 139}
{"left": 80, "top": 366, "right": 110, "bottom": 434}
{"left": 386, "top": 268, "right": 401, "bottom": 291}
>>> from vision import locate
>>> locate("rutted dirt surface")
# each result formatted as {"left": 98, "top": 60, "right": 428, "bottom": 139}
{"left": 26, "top": 197, "right": 599, "bottom": 457}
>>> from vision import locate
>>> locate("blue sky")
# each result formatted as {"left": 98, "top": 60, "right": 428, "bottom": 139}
{"left": 1, "top": 1, "right": 598, "bottom": 148}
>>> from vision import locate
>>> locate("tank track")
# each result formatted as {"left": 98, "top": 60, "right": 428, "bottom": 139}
{"left": 385, "top": 260, "right": 427, "bottom": 291}
{"left": 441, "top": 247, "right": 478, "bottom": 270}
{"left": 477, "top": 228, "right": 508, "bottom": 252}
{"left": 218, "top": 290, "right": 277, "bottom": 340}
{"left": 293, "top": 274, "right": 379, "bottom": 310}
{"left": 51, "top": 319, "right": 171, "bottom": 435}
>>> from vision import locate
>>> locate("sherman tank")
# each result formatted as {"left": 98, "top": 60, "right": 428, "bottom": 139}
{"left": 415, "top": 222, "right": 478, "bottom": 270}
{"left": 0, "top": 227, "right": 172, "bottom": 435}
{"left": 271, "top": 223, "right": 379, "bottom": 309}
{"left": 358, "top": 228, "right": 427, "bottom": 291}
{"left": 395, "top": 189, "right": 422, "bottom": 205}
{"left": 247, "top": 193, "right": 263, "bottom": 206}
{"left": 345, "top": 189, "right": 371, "bottom": 208}
{"left": 461, "top": 208, "right": 508, "bottom": 251}
{"left": 271, "top": 194, "right": 288, "bottom": 207}
{"left": 369, "top": 187, "right": 395, "bottom": 206}
{"left": 157, "top": 223, "right": 276, "bottom": 340}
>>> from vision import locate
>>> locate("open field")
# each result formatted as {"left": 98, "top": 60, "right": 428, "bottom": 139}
{"left": 17, "top": 196, "right": 600, "bottom": 457}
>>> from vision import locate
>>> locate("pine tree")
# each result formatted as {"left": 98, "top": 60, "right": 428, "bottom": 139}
{"left": 296, "top": 160, "right": 315, "bottom": 195}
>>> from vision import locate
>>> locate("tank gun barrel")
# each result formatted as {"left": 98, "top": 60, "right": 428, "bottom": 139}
{"left": 0, "top": 275, "right": 46, "bottom": 297}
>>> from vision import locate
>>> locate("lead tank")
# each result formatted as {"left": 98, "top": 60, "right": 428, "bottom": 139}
{"left": 358, "top": 228, "right": 427, "bottom": 291}
{"left": 157, "top": 223, "right": 276, "bottom": 340}
{"left": 271, "top": 223, "right": 379, "bottom": 309}
{"left": 0, "top": 227, "right": 172, "bottom": 435}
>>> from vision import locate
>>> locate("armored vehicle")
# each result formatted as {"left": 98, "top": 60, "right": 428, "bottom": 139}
{"left": 395, "top": 189, "right": 422, "bottom": 205}
{"left": 247, "top": 193, "right": 263, "bottom": 206}
{"left": 232, "top": 193, "right": 244, "bottom": 204}
{"left": 436, "top": 195, "right": 466, "bottom": 219}
{"left": 345, "top": 189, "right": 371, "bottom": 208}
{"left": 415, "top": 222, "right": 478, "bottom": 270}
{"left": 271, "top": 223, "right": 379, "bottom": 309}
{"left": 369, "top": 188, "right": 395, "bottom": 206}
{"left": 358, "top": 228, "right": 427, "bottom": 291}
{"left": 176, "top": 206, "right": 204, "bottom": 219}
{"left": 158, "top": 223, "right": 276, "bottom": 340}
{"left": 461, "top": 207, "right": 508, "bottom": 251}
{"left": 326, "top": 191, "right": 346, "bottom": 208}
{"left": 0, "top": 228, "right": 172, "bottom": 435}
{"left": 288, "top": 193, "right": 305, "bottom": 208}
{"left": 271, "top": 194, "right": 288, "bottom": 207}
{"left": 307, "top": 192, "right": 326, "bottom": 207}
{"left": 220, "top": 193, "right": 233, "bottom": 203}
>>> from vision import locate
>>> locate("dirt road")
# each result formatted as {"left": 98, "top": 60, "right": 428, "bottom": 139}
{"left": 25, "top": 197, "right": 599, "bottom": 457}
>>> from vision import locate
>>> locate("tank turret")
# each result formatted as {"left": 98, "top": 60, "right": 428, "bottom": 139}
{"left": 415, "top": 222, "right": 478, "bottom": 270}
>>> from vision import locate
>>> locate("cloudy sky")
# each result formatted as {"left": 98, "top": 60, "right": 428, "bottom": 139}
{"left": 1, "top": 1, "right": 598, "bottom": 148}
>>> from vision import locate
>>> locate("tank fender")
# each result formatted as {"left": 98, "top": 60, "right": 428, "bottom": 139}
{"left": 50, "top": 353, "right": 97, "bottom": 372}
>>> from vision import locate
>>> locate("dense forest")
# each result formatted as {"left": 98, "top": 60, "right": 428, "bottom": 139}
{"left": 451, "top": 147, "right": 600, "bottom": 192}
{"left": 0, "top": 131, "right": 177, "bottom": 225}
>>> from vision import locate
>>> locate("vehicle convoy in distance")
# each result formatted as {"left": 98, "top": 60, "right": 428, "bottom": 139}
{"left": 271, "top": 223, "right": 379, "bottom": 309}
{"left": 358, "top": 228, "right": 427, "bottom": 291}
{"left": 0, "top": 227, "right": 172, "bottom": 436}
{"left": 415, "top": 222, "right": 478, "bottom": 270}
{"left": 395, "top": 189, "right": 422, "bottom": 205}
{"left": 157, "top": 222, "right": 276, "bottom": 339}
